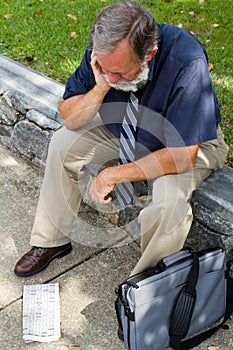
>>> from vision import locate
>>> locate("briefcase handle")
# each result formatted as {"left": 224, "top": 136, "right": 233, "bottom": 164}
{"left": 124, "top": 248, "right": 195, "bottom": 287}
{"left": 169, "top": 251, "right": 199, "bottom": 350}
{"left": 159, "top": 248, "right": 193, "bottom": 269}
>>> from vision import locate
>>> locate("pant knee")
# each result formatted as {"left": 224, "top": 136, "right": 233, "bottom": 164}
{"left": 48, "top": 127, "right": 82, "bottom": 164}
{"left": 48, "top": 128, "right": 66, "bottom": 158}
{"left": 139, "top": 185, "right": 192, "bottom": 236}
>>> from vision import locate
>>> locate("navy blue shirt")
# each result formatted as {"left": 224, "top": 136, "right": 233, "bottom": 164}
{"left": 63, "top": 24, "right": 220, "bottom": 157}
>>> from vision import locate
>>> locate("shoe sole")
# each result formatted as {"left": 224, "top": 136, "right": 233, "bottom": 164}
{"left": 14, "top": 244, "right": 72, "bottom": 277}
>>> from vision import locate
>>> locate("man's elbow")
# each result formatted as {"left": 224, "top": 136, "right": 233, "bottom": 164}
{"left": 62, "top": 115, "right": 77, "bottom": 130}
{"left": 186, "top": 144, "right": 199, "bottom": 171}
{"left": 58, "top": 99, "right": 73, "bottom": 129}
{"left": 58, "top": 99, "right": 66, "bottom": 119}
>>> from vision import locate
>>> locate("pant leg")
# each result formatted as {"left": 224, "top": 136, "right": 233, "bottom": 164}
{"left": 30, "top": 115, "right": 119, "bottom": 247}
{"left": 131, "top": 126, "right": 228, "bottom": 275}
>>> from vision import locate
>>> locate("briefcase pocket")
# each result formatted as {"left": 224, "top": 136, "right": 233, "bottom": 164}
{"left": 187, "top": 269, "right": 226, "bottom": 337}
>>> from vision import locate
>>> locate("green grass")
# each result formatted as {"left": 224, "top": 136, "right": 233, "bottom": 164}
{"left": 0, "top": 0, "right": 232, "bottom": 162}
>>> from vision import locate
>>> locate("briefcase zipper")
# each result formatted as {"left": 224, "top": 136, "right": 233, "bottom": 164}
{"left": 124, "top": 285, "right": 131, "bottom": 350}
{"left": 123, "top": 285, "right": 135, "bottom": 321}
{"left": 123, "top": 285, "right": 135, "bottom": 350}
{"left": 127, "top": 314, "right": 131, "bottom": 350}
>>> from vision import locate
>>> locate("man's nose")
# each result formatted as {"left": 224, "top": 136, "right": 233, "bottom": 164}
{"left": 108, "top": 72, "right": 121, "bottom": 83}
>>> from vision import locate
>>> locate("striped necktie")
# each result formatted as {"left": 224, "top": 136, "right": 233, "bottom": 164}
{"left": 116, "top": 92, "right": 138, "bottom": 208}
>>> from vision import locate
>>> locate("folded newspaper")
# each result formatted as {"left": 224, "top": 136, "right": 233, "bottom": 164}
{"left": 22, "top": 283, "right": 60, "bottom": 343}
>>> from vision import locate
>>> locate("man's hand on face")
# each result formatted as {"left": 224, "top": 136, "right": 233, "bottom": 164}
{"left": 91, "top": 51, "right": 111, "bottom": 94}
{"left": 89, "top": 168, "right": 116, "bottom": 204}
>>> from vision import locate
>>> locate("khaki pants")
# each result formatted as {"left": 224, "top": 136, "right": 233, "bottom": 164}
{"left": 30, "top": 115, "right": 228, "bottom": 274}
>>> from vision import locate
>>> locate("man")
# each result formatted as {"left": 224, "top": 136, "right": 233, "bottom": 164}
{"left": 14, "top": 1, "right": 228, "bottom": 277}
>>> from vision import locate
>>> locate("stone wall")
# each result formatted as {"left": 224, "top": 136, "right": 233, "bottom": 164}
{"left": 0, "top": 55, "right": 63, "bottom": 168}
{"left": 1, "top": 55, "right": 233, "bottom": 265}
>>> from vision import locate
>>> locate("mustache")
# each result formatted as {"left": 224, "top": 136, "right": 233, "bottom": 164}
{"left": 102, "top": 63, "right": 149, "bottom": 92}
{"left": 102, "top": 74, "right": 138, "bottom": 91}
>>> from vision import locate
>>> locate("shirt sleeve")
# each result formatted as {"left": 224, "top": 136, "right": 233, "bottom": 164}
{"left": 62, "top": 48, "right": 95, "bottom": 99}
{"left": 164, "top": 58, "right": 218, "bottom": 147}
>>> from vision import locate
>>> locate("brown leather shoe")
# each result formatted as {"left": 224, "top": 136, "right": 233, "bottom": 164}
{"left": 14, "top": 243, "right": 72, "bottom": 277}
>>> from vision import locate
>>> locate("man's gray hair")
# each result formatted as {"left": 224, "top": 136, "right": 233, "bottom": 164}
{"left": 89, "top": 1, "right": 160, "bottom": 62}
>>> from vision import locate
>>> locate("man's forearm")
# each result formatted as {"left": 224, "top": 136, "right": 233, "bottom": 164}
{"left": 135, "top": 145, "right": 199, "bottom": 180}
{"left": 58, "top": 85, "right": 108, "bottom": 130}
{"left": 100, "top": 145, "right": 199, "bottom": 185}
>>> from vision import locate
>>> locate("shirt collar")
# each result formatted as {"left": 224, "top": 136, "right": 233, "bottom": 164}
{"left": 148, "top": 59, "right": 155, "bottom": 81}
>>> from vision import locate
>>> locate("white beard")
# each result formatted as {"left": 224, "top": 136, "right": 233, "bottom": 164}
{"left": 102, "top": 61, "right": 149, "bottom": 92}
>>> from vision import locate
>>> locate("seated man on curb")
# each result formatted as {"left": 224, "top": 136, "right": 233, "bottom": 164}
{"left": 15, "top": 1, "right": 228, "bottom": 278}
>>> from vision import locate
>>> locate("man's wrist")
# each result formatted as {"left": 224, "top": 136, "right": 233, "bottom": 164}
{"left": 102, "top": 163, "right": 144, "bottom": 185}
{"left": 92, "top": 84, "right": 110, "bottom": 98}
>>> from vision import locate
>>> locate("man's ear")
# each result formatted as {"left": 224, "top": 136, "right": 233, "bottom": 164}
{"left": 146, "top": 46, "right": 158, "bottom": 62}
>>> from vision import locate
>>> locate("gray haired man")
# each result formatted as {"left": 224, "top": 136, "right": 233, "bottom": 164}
{"left": 15, "top": 2, "right": 228, "bottom": 279}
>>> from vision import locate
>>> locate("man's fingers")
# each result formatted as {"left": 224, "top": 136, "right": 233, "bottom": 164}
{"left": 89, "top": 180, "right": 113, "bottom": 204}
{"left": 103, "top": 196, "right": 112, "bottom": 204}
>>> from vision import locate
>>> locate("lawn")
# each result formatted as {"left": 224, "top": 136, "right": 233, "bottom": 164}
{"left": 0, "top": 0, "right": 232, "bottom": 162}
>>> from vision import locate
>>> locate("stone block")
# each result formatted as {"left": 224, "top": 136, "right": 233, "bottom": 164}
{"left": 188, "top": 166, "right": 233, "bottom": 259}
{"left": 26, "top": 109, "right": 62, "bottom": 130}
{"left": 0, "top": 125, "right": 13, "bottom": 148}
{"left": 0, "top": 124, "right": 12, "bottom": 138}
{"left": 0, "top": 91, "right": 18, "bottom": 125}
{"left": 192, "top": 166, "right": 233, "bottom": 235}
{"left": 12, "top": 119, "right": 52, "bottom": 163}
{"left": 7, "top": 90, "right": 30, "bottom": 115}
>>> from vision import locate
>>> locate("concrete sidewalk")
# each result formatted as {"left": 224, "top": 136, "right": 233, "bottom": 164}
{"left": 0, "top": 144, "right": 232, "bottom": 350}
